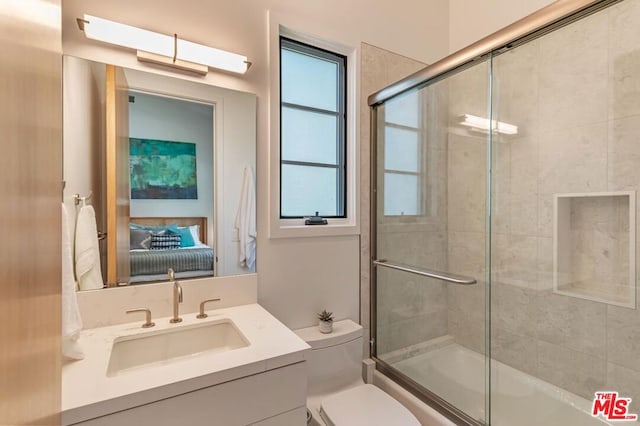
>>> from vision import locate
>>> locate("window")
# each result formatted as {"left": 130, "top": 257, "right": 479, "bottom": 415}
{"left": 280, "top": 37, "right": 347, "bottom": 219}
{"left": 382, "top": 91, "right": 424, "bottom": 216}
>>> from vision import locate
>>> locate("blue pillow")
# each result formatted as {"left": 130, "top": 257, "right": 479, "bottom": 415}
{"left": 168, "top": 227, "right": 195, "bottom": 248}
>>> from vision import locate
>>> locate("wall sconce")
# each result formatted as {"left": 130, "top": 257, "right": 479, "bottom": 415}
{"left": 459, "top": 114, "right": 518, "bottom": 135}
{"left": 76, "top": 14, "right": 251, "bottom": 75}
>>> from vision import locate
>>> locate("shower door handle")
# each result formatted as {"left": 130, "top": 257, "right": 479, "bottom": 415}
{"left": 373, "top": 260, "right": 477, "bottom": 285}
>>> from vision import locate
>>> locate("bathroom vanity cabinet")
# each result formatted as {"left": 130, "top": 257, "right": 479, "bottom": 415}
{"left": 62, "top": 304, "right": 310, "bottom": 426}
{"left": 69, "top": 362, "right": 307, "bottom": 426}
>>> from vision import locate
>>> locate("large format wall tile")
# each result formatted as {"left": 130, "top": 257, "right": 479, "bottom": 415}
{"left": 608, "top": 0, "right": 640, "bottom": 120}
{"left": 447, "top": 231, "right": 486, "bottom": 277}
{"left": 448, "top": 279, "right": 486, "bottom": 354}
{"left": 508, "top": 135, "right": 539, "bottom": 196}
{"left": 538, "top": 12, "right": 608, "bottom": 133}
{"left": 608, "top": 115, "right": 640, "bottom": 191}
{"left": 448, "top": 60, "right": 490, "bottom": 122}
{"left": 493, "top": 234, "right": 538, "bottom": 290}
{"left": 449, "top": 308, "right": 485, "bottom": 355}
{"left": 536, "top": 236, "right": 554, "bottom": 291}
{"left": 492, "top": 40, "right": 540, "bottom": 134}
{"left": 377, "top": 309, "right": 448, "bottom": 354}
{"left": 535, "top": 291, "right": 607, "bottom": 357}
{"left": 508, "top": 192, "right": 539, "bottom": 237}
{"left": 377, "top": 230, "right": 447, "bottom": 270}
{"left": 536, "top": 340, "right": 606, "bottom": 400}
{"left": 537, "top": 193, "right": 554, "bottom": 238}
{"left": 448, "top": 133, "right": 487, "bottom": 233}
{"left": 537, "top": 123, "right": 608, "bottom": 194}
{"left": 607, "top": 297, "right": 640, "bottom": 373}
{"left": 492, "top": 327, "right": 538, "bottom": 377}
{"left": 606, "top": 363, "right": 640, "bottom": 417}
{"left": 492, "top": 282, "right": 537, "bottom": 338}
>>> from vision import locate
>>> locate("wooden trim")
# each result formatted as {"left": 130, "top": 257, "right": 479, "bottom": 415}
{"left": 106, "top": 64, "right": 117, "bottom": 286}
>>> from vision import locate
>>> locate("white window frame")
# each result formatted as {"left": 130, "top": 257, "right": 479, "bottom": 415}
{"left": 268, "top": 14, "right": 359, "bottom": 238}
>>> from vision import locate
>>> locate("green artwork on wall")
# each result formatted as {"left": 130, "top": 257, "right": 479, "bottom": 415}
{"left": 130, "top": 138, "right": 198, "bottom": 199}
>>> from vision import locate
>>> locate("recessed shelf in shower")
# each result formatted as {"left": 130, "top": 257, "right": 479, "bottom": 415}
{"left": 553, "top": 191, "right": 636, "bottom": 308}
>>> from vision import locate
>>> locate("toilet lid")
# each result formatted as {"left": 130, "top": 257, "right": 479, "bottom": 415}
{"left": 320, "top": 384, "right": 420, "bottom": 426}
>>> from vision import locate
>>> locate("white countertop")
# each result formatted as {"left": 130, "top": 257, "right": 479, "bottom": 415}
{"left": 62, "top": 303, "right": 310, "bottom": 425}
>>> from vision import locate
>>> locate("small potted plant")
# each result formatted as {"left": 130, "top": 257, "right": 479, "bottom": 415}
{"left": 317, "top": 309, "right": 334, "bottom": 334}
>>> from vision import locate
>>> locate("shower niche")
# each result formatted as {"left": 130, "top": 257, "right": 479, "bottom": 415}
{"left": 553, "top": 191, "right": 636, "bottom": 308}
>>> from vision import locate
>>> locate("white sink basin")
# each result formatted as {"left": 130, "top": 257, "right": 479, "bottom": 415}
{"left": 107, "top": 319, "right": 249, "bottom": 376}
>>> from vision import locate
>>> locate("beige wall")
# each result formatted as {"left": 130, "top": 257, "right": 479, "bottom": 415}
{"left": 448, "top": 0, "right": 555, "bottom": 53}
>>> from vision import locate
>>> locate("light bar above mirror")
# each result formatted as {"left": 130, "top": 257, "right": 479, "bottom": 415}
{"left": 77, "top": 14, "right": 251, "bottom": 75}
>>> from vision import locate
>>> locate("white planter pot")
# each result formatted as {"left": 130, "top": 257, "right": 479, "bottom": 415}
{"left": 318, "top": 320, "right": 333, "bottom": 334}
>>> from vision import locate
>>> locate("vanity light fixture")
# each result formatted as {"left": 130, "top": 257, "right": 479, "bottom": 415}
{"left": 76, "top": 14, "right": 251, "bottom": 75}
{"left": 459, "top": 113, "right": 518, "bottom": 135}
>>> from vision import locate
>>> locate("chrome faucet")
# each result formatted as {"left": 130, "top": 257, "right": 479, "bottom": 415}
{"left": 168, "top": 268, "right": 183, "bottom": 323}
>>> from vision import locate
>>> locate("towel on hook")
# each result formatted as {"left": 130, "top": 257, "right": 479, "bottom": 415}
{"left": 234, "top": 165, "right": 256, "bottom": 271}
{"left": 75, "top": 205, "right": 104, "bottom": 291}
{"left": 62, "top": 203, "right": 84, "bottom": 360}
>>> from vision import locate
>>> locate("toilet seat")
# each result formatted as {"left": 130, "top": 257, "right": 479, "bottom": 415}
{"left": 319, "top": 384, "right": 420, "bottom": 426}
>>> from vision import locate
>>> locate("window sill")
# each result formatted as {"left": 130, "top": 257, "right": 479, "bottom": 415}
{"left": 269, "top": 218, "right": 359, "bottom": 239}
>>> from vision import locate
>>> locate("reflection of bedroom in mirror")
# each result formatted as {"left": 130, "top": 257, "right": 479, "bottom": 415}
{"left": 62, "top": 56, "right": 257, "bottom": 289}
{"left": 128, "top": 91, "right": 215, "bottom": 284}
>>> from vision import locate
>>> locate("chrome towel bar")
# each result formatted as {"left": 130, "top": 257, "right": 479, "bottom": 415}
{"left": 373, "top": 260, "right": 477, "bottom": 285}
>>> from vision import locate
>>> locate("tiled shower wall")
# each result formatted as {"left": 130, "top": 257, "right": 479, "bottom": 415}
{"left": 374, "top": 82, "right": 451, "bottom": 356}
{"left": 359, "top": 43, "right": 432, "bottom": 357}
{"left": 447, "top": 0, "right": 640, "bottom": 411}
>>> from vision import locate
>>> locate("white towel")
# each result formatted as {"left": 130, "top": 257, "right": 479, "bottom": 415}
{"left": 234, "top": 165, "right": 256, "bottom": 271}
{"left": 75, "top": 205, "right": 104, "bottom": 290}
{"left": 62, "top": 203, "right": 84, "bottom": 360}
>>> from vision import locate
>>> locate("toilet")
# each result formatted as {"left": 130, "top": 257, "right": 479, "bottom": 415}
{"left": 294, "top": 319, "right": 420, "bottom": 426}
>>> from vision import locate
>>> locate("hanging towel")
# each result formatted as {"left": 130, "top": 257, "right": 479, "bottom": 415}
{"left": 234, "top": 165, "right": 256, "bottom": 271}
{"left": 75, "top": 205, "right": 104, "bottom": 291}
{"left": 62, "top": 203, "right": 84, "bottom": 360}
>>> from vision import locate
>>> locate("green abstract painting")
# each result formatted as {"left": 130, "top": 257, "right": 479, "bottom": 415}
{"left": 130, "top": 138, "right": 198, "bottom": 199}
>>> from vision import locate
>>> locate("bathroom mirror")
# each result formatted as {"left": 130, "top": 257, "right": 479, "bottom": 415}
{"left": 63, "top": 56, "right": 257, "bottom": 289}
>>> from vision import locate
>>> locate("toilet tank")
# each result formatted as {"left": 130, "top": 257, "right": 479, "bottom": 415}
{"left": 294, "top": 319, "right": 363, "bottom": 396}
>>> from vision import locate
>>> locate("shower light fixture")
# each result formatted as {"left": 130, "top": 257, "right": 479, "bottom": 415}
{"left": 76, "top": 14, "right": 251, "bottom": 75}
{"left": 459, "top": 114, "right": 518, "bottom": 135}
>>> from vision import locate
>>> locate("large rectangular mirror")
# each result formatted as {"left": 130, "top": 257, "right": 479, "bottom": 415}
{"left": 62, "top": 56, "right": 256, "bottom": 289}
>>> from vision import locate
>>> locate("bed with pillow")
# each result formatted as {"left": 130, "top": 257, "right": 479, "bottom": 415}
{"left": 128, "top": 217, "right": 214, "bottom": 283}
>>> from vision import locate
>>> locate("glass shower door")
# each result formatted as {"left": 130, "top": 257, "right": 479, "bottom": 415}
{"left": 372, "top": 58, "right": 492, "bottom": 424}
{"left": 373, "top": 1, "right": 640, "bottom": 425}
{"left": 489, "top": 1, "right": 640, "bottom": 424}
